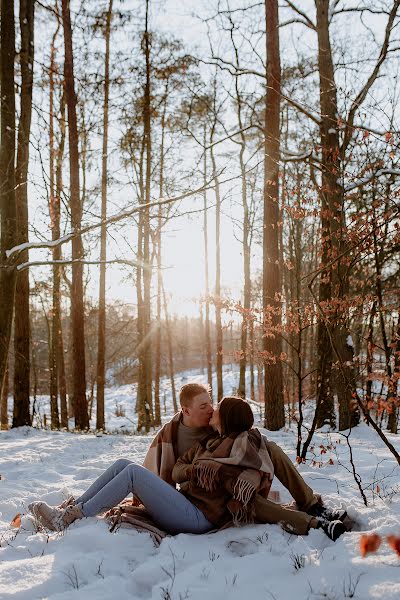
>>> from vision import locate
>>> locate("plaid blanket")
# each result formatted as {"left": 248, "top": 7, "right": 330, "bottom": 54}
{"left": 191, "top": 429, "right": 274, "bottom": 525}
{"left": 142, "top": 412, "right": 181, "bottom": 485}
{"left": 106, "top": 504, "right": 168, "bottom": 546}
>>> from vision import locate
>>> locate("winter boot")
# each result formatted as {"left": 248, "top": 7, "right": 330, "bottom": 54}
{"left": 28, "top": 501, "right": 84, "bottom": 532}
{"left": 308, "top": 502, "right": 347, "bottom": 523}
{"left": 316, "top": 517, "right": 346, "bottom": 542}
{"left": 58, "top": 495, "right": 76, "bottom": 510}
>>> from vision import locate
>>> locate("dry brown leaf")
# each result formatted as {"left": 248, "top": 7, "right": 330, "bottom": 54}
{"left": 359, "top": 533, "right": 381, "bottom": 557}
{"left": 10, "top": 513, "right": 21, "bottom": 528}
{"left": 387, "top": 536, "right": 400, "bottom": 557}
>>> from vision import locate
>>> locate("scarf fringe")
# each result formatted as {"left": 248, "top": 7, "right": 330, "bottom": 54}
{"left": 233, "top": 479, "right": 256, "bottom": 507}
{"left": 193, "top": 463, "right": 220, "bottom": 492}
{"left": 228, "top": 500, "right": 256, "bottom": 526}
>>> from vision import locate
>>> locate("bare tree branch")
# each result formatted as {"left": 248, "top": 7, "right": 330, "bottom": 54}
{"left": 344, "top": 168, "right": 400, "bottom": 192}
{"left": 205, "top": 124, "right": 261, "bottom": 149}
{"left": 283, "top": 1, "right": 316, "bottom": 30}
{"left": 341, "top": 0, "right": 400, "bottom": 155}
{"left": 280, "top": 18, "right": 314, "bottom": 29}
{"left": 5, "top": 176, "right": 223, "bottom": 260}
{"left": 16, "top": 258, "right": 143, "bottom": 272}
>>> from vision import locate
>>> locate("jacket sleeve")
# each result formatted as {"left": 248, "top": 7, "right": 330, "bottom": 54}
{"left": 172, "top": 443, "right": 199, "bottom": 484}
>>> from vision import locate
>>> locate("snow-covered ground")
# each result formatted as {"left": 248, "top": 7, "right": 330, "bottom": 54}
{"left": 1, "top": 368, "right": 400, "bottom": 599}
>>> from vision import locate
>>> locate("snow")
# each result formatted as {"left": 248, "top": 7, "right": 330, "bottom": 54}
{"left": 6, "top": 235, "right": 75, "bottom": 259}
{"left": 1, "top": 369, "right": 400, "bottom": 599}
{"left": 343, "top": 168, "right": 400, "bottom": 192}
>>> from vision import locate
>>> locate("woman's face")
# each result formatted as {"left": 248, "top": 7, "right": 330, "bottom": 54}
{"left": 209, "top": 403, "right": 221, "bottom": 433}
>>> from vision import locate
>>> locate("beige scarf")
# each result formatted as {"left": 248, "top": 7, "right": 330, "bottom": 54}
{"left": 192, "top": 429, "right": 274, "bottom": 524}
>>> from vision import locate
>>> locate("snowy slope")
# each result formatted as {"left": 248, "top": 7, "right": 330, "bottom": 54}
{"left": 1, "top": 370, "right": 400, "bottom": 599}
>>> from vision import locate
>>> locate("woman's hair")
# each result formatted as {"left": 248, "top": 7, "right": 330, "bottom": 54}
{"left": 219, "top": 396, "right": 254, "bottom": 436}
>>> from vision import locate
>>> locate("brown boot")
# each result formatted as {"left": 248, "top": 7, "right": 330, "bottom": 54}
{"left": 28, "top": 502, "right": 84, "bottom": 531}
{"left": 58, "top": 495, "right": 76, "bottom": 510}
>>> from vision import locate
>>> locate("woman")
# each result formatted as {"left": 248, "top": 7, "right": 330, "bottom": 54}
{"left": 28, "top": 397, "right": 273, "bottom": 534}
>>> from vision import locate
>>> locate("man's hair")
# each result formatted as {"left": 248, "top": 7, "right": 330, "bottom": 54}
{"left": 179, "top": 382, "right": 211, "bottom": 408}
{"left": 219, "top": 396, "right": 254, "bottom": 436}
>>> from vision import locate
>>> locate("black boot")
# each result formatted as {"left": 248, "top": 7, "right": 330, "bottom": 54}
{"left": 308, "top": 502, "right": 347, "bottom": 522}
{"left": 316, "top": 517, "right": 346, "bottom": 542}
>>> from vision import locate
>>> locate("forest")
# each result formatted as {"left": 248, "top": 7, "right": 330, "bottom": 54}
{"left": 0, "top": 0, "right": 399, "bottom": 459}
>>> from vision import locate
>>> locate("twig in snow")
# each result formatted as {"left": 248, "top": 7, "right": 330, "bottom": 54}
{"left": 339, "top": 430, "right": 368, "bottom": 507}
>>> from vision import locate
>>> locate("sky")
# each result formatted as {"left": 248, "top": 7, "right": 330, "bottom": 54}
{"left": 25, "top": 0, "right": 398, "bottom": 318}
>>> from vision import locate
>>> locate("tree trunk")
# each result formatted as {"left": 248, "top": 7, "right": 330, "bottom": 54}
{"left": 249, "top": 318, "right": 255, "bottom": 401}
{"left": 231, "top": 86, "right": 251, "bottom": 400}
{"left": 365, "top": 300, "right": 377, "bottom": 421}
{"left": 136, "top": 0, "right": 153, "bottom": 431}
{"left": 154, "top": 85, "right": 168, "bottom": 426}
{"left": 203, "top": 126, "right": 213, "bottom": 394}
{"left": 96, "top": 0, "right": 113, "bottom": 431}
{"left": 1, "top": 362, "right": 9, "bottom": 430}
{"left": 0, "top": 0, "right": 17, "bottom": 403}
{"left": 13, "top": 0, "right": 34, "bottom": 428}
{"left": 238, "top": 140, "right": 251, "bottom": 400}
{"left": 314, "top": 0, "right": 336, "bottom": 429}
{"left": 263, "top": 0, "right": 284, "bottom": 430}
{"left": 55, "top": 91, "right": 68, "bottom": 428}
{"left": 388, "top": 313, "right": 400, "bottom": 433}
{"left": 315, "top": 0, "right": 358, "bottom": 431}
{"left": 210, "top": 143, "right": 223, "bottom": 401}
{"left": 61, "top": 0, "right": 88, "bottom": 430}
{"left": 154, "top": 204, "right": 162, "bottom": 426}
{"left": 49, "top": 23, "right": 61, "bottom": 429}
{"left": 162, "top": 280, "right": 178, "bottom": 413}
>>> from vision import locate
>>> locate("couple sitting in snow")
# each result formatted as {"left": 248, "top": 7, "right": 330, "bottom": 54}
{"left": 28, "top": 383, "right": 348, "bottom": 542}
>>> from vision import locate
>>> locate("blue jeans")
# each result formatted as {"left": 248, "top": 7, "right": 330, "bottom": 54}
{"left": 76, "top": 459, "right": 213, "bottom": 535}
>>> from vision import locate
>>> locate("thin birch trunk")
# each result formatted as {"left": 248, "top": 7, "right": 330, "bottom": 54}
{"left": 55, "top": 92, "right": 68, "bottom": 427}
{"left": 203, "top": 126, "right": 212, "bottom": 394}
{"left": 49, "top": 23, "right": 61, "bottom": 429}
{"left": 154, "top": 85, "right": 168, "bottom": 426}
{"left": 162, "top": 280, "right": 177, "bottom": 413}
{"left": 96, "top": 0, "right": 113, "bottom": 431}
{"left": 210, "top": 142, "right": 223, "bottom": 401}
{"left": 1, "top": 362, "right": 9, "bottom": 430}
{"left": 136, "top": 0, "right": 153, "bottom": 431}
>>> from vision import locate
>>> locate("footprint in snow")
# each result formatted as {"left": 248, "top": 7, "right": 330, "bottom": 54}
{"left": 226, "top": 538, "right": 259, "bottom": 557}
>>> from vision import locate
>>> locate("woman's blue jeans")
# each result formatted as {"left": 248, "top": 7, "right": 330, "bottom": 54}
{"left": 76, "top": 458, "right": 213, "bottom": 535}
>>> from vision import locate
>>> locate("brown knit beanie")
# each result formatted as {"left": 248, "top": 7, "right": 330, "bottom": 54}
{"left": 219, "top": 396, "right": 254, "bottom": 436}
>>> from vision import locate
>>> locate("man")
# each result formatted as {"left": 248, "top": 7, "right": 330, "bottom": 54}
{"left": 144, "top": 382, "right": 347, "bottom": 540}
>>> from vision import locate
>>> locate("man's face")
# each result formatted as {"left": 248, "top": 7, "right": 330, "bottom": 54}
{"left": 182, "top": 392, "right": 214, "bottom": 428}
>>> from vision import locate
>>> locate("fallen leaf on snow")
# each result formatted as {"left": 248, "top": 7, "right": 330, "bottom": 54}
{"left": 386, "top": 536, "right": 400, "bottom": 557}
{"left": 10, "top": 513, "right": 21, "bottom": 528}
{"left": 360, "top": 533, "right": 381, "bottom": 557}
